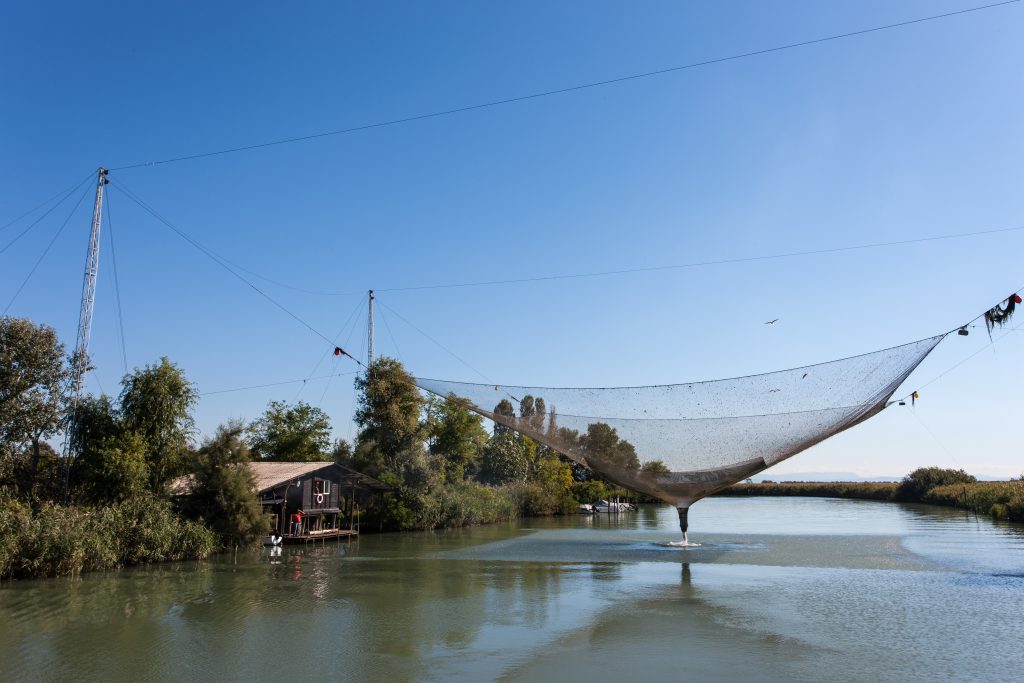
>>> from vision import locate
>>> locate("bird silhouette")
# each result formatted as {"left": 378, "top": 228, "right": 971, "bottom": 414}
{"left": 764, "top": 319, "right": 779, "bottom": 325}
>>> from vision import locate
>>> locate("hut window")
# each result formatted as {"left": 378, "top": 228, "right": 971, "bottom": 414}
{"left": 323, "top": 480, "right": 331, "bottom": 495}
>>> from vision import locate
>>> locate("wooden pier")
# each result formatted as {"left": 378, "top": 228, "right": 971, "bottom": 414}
{"left": 281, "top": 528, "right": 359, "bottom": 544}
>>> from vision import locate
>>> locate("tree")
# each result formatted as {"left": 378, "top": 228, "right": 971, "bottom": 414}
{"left": 331, "top": 438, "right": 353, "bottom": 466}
{"left": 353, "top": 358, "right": 425, "bottom": 479}
{"left": 579, "top": 422, "right": 640, "bottom": 471}
{"left": 530, "top": 453, "right": 574, "bottom": 494}
{"left": 189, "top": 421, "right": 267, "bottom": 548}
{"left": 492, "top": 399, "right": 515, "bottom": 436}
{"left": 429, "top": 395, "right": 488, "bottom": 483}
{"left": 68, "top": 394, "right": 120, "bottom": 460}
{"left": 75, "top": 431, "right": 150, "bottom": 504}
{"left": 641, "top": 460, "right": 671, "bottom": 476}
{"left": 0, "top": 318, "right": 71, "bottom": 496}
{"left": 248, "top": 400, "right": 332, "bottom": 462}
{"left": 119, "top": 357, "right": 198, "bottom": 493}
{"left": 519, "top": 395, "right": 546, "bottom": 432}
{"left": 895, "top": 467, "right": 977, "bottom": 502}
{"left": 521, "top": 453, "right": 576, "bottom": 515}
{"left": 479, "top": 432, "right": 529, "bottom": 485}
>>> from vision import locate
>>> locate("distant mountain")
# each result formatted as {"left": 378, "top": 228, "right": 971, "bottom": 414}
{"left": 752, "top": 471, "right": 1012, "bottom": 483}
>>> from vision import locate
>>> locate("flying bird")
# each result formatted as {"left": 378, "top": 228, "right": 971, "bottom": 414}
{"left": 764, "top": 319, "right": 779, "bottom": 325}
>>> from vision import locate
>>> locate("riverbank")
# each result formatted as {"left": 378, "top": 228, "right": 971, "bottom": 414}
{"left": 0, "top": 497, "right": 217, "bottom": 581}
{"left": 716, "top": 479, "right": 1024, "bottom": 522}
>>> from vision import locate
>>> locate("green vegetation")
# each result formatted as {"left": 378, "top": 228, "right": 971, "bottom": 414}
{"left": 1, "top": 318, "right": 71, "bottom": 501}
{"left": 718, "top": 468, "right": 1024, "bottom": 522}
{"left": 2, "top": 316, "right": 636, "bottom": 578}
{"left": 924, "top": 481, "right": 1024, "bottom": 521}
{"left": 1, "top": 319, "right": 228, "bottom": 578}
{"left": 247, "top": 400, "right": 332, "bottom": 462}
{"left": 20, "top": 313, "right": 1017, "bottom": 580}
{"left": 184, "top": 421, "right": 268, "bottom": 548}
{"left": 118, "top": 357, "right": 198, "bottom": 492}
{"left": 0, "top": 495, "right": 215, "bottom": 580}
{"left": 894, "top": 466, "right": 976, "bottom": 502}
{"left": 719, "top": 481, "right": 898, "bottom": 501}
{"left": 347, "top": 363, "right": 592, "bottom": 531}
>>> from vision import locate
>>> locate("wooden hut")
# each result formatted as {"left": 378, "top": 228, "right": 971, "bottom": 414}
{"left": 171, "top": 462, "right": 390, "bottom": 543}
{"left": 252, "top": 462, "right": 390, "bottom": 542}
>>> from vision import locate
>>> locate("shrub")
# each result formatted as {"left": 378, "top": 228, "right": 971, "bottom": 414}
{"left": 895, "top": 468, "right": 976, "bottom": 502}
{"left": 0, "top": 495, "right": 216, "bottom": 580}
{"left": 479, "top": 433, "right": 529, "bottom": 485}
{"left": 925, "top": 481, "right": 1024, "bottom": 522}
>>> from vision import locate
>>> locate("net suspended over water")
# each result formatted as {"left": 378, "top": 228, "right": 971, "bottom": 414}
{"left": 414, "top": 335, "right": 945, "bottom": 515}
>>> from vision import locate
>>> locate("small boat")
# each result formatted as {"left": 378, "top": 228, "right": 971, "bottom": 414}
{"left": 262, "top": 534, "right": 283, "bottom": 547}
{"left": 593, "top": 499, "right": 634, "bottom": 513}
{"left": 578, "top": 503, "right": 595, "bottom": 514}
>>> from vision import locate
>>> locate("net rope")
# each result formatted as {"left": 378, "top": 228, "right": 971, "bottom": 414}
{"left": 414, "top": 335, "right": 945, "bottom": 508}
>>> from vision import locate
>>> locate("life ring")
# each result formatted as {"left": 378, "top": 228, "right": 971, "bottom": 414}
{"left": 316, "top": 493, "right": 324, "bottom": 504}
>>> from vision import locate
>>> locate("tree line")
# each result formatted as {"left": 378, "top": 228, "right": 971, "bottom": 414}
{"left": 2, "top": 317, "right": 654, "bottom": 576}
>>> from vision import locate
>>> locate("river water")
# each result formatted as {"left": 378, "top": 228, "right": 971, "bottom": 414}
{"left": 1, "top": 497, "right": 1023, "bottom": 682}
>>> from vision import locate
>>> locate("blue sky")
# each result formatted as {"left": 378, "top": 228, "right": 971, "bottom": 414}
{"left": 2, "top": 1, "right": 1022, "bottom": 477}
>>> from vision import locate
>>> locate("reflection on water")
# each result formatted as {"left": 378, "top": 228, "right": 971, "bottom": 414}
{"left": 1, "top": 498, "right": 1022, "bottom": 682}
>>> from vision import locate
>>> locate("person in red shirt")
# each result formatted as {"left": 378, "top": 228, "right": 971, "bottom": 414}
{"left": 291, "top": 509, "right": 303, "bottom": 536}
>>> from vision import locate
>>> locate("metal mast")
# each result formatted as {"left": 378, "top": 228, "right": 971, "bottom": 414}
{"left": 367, "top": 289, "right": 374, "bottom": 366}
{"left": 71, "top": 168, "right": 108, "bottom": 398}
{"left": 62, "top": 168, "right": 108, "bottom": 498}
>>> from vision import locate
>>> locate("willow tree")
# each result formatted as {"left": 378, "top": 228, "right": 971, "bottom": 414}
{"left": 119, "top": 357, "right": 197, "bottom": 492}
{"left": 353, "top": 357, "right": 425, "bottom": 481}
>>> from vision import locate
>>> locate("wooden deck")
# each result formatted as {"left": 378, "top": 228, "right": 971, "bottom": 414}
{"left": 282, "top": 529, "right": 358, "bottom": 544}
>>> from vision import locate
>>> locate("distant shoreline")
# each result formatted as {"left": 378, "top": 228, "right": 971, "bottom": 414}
{"left": 716, "top": 481, "right": 1024, "bottom": 523}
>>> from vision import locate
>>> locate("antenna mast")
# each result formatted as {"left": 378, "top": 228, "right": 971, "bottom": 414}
{"left": 63, "top": 167, "right": 108, "bottom": 498}
{"left": 367, "top": 289, "right": 374, "bottom": 366}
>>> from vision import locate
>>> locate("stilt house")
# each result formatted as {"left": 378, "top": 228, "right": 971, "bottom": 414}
{"left": 254, "top": 462, "right": 390, "bottom": 541}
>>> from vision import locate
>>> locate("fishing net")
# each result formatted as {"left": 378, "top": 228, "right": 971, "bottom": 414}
{"left": 414, "top": 335, "right": 945, "bottom": 512}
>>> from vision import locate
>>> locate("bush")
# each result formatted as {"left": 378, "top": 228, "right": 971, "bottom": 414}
{"left": 571, "top": 480, "right": 614, "bottom": 505}
{"left": 715, "top": 473, "right": 1024, "bottom": 525}
{"left": 895, "top": 467, "right": 977, "bottom": 502}
{"left": 185, "top": 421, "right": 268, "bottom": 549}
{"left": 0, "top": 494, "right": 216, "bottom": 580}
{"left": 924, "top": 481, "right": 1024, "bottom": 522}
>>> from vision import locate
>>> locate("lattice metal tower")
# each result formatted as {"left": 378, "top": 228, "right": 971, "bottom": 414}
{"left": 62, "top": 168, "right": 108, "bottom": 498}
{"left": 367, "top": 289, "right": 374, "bottom": 366}
{"left": 71, "top": 168, "right": 109, "bottom": 397}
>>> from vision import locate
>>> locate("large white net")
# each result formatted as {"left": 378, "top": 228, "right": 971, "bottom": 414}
{"left": 414, "top": 335, "right": 944, "bottom": 511}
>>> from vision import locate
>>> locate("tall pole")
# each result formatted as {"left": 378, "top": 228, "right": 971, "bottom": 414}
{"left": 63, "top": 167, "right": 108, "bottom": 499}
{"left": 367, "top": 289, "right": 374, "bottom": 367}
{"left": 72, "top": 168, "right": 108, "bottom": 397}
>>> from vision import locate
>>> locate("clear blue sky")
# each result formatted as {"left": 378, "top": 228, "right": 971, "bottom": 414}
{"left": 2, "top": 1, "right": 1022, "bottom": 477}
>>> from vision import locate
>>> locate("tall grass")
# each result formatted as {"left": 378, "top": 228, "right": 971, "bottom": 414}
{"left": 718, "top": 481, "right": 898, "bottom": 501}
{"left": 0, "top": 495, "right": 217, "bottom": 580}
{"left": 924, "top": 481, "right": 1024, "bottom": 522}
{"left": 717, "top": 478, "right": 1024, "bottom": 523}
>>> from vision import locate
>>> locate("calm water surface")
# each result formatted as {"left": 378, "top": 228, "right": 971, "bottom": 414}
{"left": 1, "top": 497, "right": 1023, "bottom": 682}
